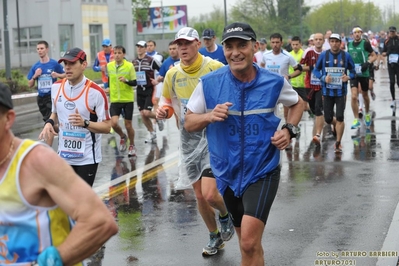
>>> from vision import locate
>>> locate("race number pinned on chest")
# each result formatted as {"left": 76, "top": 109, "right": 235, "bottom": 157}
{"left": 266, "top": 65, "right": 280, "bottom": 74}
{"left": 325, "top": 67, "right": 345, "bottom": 90}
{"left": 60, "top": 131, "right": 86, "bottom": 158}
{"left": 180, "top": 99, "right": 188, "bottom": 125}
{"left": 389, "top": 54, "right": 399, "bottom": 64}
{"left": 354, "top": 64, "right": 362, "bottom": 75}
{"left": 38, "top": 75, "right": 53, "bottom": 94}
{"left": 136, "top": 71, "right": 147, "bottom": 86}
{"left": 310, "top": 72, "right": 321, "bottom": 85}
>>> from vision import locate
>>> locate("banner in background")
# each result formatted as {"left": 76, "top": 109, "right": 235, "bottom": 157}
{"left": 137, "top": 5, "right": 188, "bottom": 35}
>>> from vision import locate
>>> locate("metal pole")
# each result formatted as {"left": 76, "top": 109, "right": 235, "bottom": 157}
{"left": 340, "top": 0, "right": 343, "bottom": 34}
{"left": 224, "top": 0, "right": 227, "bottom": 26}
{"left": 3, "top": 0, "right": 11, "bottom": 80}
{"left": 368, "top": 0, "right": 371, "bottom": 30}
{"left": 16, "top": 0, "right": 22, "bottom": 68}
{"left": 299, "top": 0, "right": 302, "bottom": 41}
{"left": 161, "top": 0, "right": 164, "bottom": 40}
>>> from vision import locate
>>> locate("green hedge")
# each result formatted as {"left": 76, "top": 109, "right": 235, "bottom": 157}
{"left": 0, "top": 69, "right": 31, "bottom": 94}
{"left": 0, "top": 68, "right": 102, "bottom": 94}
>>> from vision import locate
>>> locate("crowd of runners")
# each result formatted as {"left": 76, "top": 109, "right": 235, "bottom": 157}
{"left": 260, "top": 26, "right": 399, "bottom": 153}
{"left": 1, "top": 21, "right": 399, "bottom": 265}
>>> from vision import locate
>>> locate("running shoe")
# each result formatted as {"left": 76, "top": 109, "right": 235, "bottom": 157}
{"left": 391, "top": 100, "right": 396, "bottom": 109}
{"left": 334, "top": 142, "right": 342, "bottom": 153}
{"left": 119, "top": 134, "right": 128, "bottom": 152}
{"left": 312, "top": 134, "right": 321, "bottom": 146}
{"left": 128, "top": 145, "right": 136, "bottom": 157}
{"left": 370, "top": 91, "right": 376, "bottom": 101}
{"left": 157, "top": 119, "right": 164, "bottom": 131}
{"left": 219, "top": 214, "right": 235, "bottom": 241}
{"left": 351, "top": 119, "right": 360, "bottom": 129}
{"left": 358, "top": 108, "right": 363, "bottom": 119}
{"left": 145, "top": 131, "right": 157, "bottom": 144}
{"left": 202, "top": 232, "right": 225, "bottom": 256}
{"left": 151, "top": 131, "right": 157, "bottom": 141}
{"left": 364, "top": 113, "right": 371, "bottom": 128}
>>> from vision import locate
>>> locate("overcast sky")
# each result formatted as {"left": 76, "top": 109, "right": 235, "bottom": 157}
{"left": 155, "top": 0, "right": 397, "bottom": 21}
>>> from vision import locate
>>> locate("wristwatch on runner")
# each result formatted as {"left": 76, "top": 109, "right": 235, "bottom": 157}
{"left": 282, "top": 123, "right": 299, "bottom": 139}
{"left": 83, "top": 119, "right": 90, "bottom": 128}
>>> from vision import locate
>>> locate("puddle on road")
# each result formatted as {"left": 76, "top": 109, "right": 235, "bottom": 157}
{"left": 91, "top": 135, "right": 198, "bottom": 265}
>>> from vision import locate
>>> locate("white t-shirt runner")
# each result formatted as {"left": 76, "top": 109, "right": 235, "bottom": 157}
{"left": 261, "top": 50, "right": 298, "bottom": 76}
{"left": 51, "top": 77, "right": 110, "bottom": 166}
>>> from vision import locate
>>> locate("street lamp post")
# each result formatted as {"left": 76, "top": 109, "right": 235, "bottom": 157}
{"left": 224, "top": 0, "right": 227, "bottom": 26}
{"left": 161, "top": 0, "right": 164, "bottom": 40}
{"left": 3, "top": 0, "right": 11, "bottom": 80}
{"left": 299, "top": 0, "right": 302, "bottom": 41}
{"left": 16, "top": 0, "right": 22, "bottom": 68}
{"left": 368, "top": 0, "right": 371, "bottom": 30}
{"left": 340, "top": 0, "right": 343, "bottom": 34}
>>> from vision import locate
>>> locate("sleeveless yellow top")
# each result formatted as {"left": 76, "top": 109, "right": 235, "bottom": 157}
{"left": 0, "top": 139, "right": 83, "bottom": 265}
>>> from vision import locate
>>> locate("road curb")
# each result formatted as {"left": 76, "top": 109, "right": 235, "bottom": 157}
{"left": 12, "top": 94, "right": 37, "bottom": 107}
{"left": 16, "top": 108, "right": 39, "bottom": 117}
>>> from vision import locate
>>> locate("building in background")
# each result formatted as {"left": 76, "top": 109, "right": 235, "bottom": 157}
{"left": 0, "top": 0, "right": 134, "bottom": 68}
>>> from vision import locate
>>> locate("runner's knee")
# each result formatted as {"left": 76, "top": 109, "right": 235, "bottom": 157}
{"left": 324, "top": 116, "right": 333, "bottom": 124}
{"left": 336, "top": 115, "right": 344, "bottom": 122}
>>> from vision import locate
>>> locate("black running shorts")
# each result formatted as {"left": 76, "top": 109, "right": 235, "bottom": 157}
{"left": 37, "top": 94, "right": 52, "bottom": 122}
{"left": 71, "top": 163, "right": 99, "bottom": 187}
{"left": 223, "top": 166, "right": 280, "bottom": 227}
{"left": 350, "top": 76, "right": 369, "bottom": 92}
{"left": 110, "top": 102, "right": 134, "bottom": 120}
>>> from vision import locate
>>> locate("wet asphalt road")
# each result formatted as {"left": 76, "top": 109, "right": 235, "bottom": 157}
{"left": 12, "top": 68, "right": 399, "bottom": 266}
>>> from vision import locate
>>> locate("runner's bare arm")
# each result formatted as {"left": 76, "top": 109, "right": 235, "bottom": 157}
{"left": 39, "top": 112, "right": 58, "bottom": 143}
{"left": 83, "top": 119, "right": 111, "bottom": 134}
{"left": 24, "top": 145, "right": 118, "bottom": 265}
{"left": 68, "top": 108, "right": 111, "bottom": 134}
{"left": 185, "top": 102, "right": 233, "bottom": 132}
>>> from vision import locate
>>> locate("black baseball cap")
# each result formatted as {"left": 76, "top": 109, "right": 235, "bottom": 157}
{"left": 389, "top": 26, "right": 397, "bottom": 32}
{"left": 259, "top": 38, "right": 267, "bottom": 44}
{"left": 58, "top": 47, "right": 87, "bottom": 63}
{"left": 0, "top": 83, "right": 13, "bottom": 109}
{"left": 202, "top": 28, "right": 216, "bottom": 39}
{"left": 221, "top": 22, "right": 257, "bottom": 44}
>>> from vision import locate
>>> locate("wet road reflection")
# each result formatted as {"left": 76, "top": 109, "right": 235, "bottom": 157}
{"left": 88, "top": 133, "right": 201, "bottom": 265}
{"left": 390, "top": 119, "right": 399, "bottom": 161}
{"left": 12, "top": 70, "right": 399, "bottom": 265}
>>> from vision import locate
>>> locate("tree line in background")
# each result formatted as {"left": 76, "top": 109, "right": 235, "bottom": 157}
{"left": 189, "top": 0, "right": 398, "bottom": 42}
{"left": 130, "top": 0, "right": 398, "bottom": 48}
